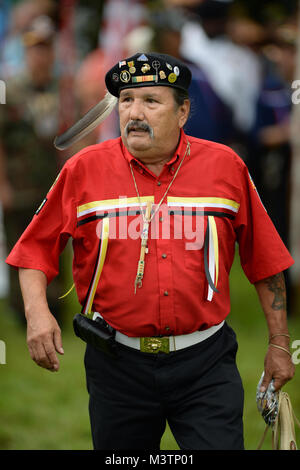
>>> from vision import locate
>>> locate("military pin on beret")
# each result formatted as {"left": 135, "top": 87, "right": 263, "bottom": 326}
{"left": 105, "top": 52, "right": 192, "bottom": 97}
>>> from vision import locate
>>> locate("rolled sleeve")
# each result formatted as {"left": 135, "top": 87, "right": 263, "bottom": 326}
{"left": 6, "top": 163, "right": 77, "bottom": 284}
{"left": 234, "top": 163, "right": 294, "bottom": 283}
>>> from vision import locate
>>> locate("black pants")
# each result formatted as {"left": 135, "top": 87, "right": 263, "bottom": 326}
{"left": 84, "top": 322, "right": 244, "bottom": 450}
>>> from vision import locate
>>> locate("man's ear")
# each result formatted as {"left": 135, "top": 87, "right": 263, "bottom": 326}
{"left": 178, "top": 99, "right": 190, "bottom": 128}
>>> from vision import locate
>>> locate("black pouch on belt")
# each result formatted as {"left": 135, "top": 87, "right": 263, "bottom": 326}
{"left": 73, "top": 314, "right": 118, "bottom": 358}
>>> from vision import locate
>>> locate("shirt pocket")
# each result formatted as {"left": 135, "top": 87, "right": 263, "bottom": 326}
{"left": 184, "top": 247, "right": 203, "bottom": 271}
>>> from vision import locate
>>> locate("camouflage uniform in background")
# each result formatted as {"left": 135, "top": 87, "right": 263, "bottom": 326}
{"left": 0, "top": 71, "right": 64, "bottom": 321}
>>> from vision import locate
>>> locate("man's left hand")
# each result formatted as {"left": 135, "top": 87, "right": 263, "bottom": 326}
{"left": 260, "top": 346, "right": 295, "bottom": 392}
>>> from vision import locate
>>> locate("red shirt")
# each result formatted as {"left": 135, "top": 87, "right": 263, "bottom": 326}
{"left": 6, "top": 130, "right": 294, "bottom": 337}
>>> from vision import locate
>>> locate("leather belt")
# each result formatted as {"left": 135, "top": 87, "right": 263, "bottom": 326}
{"left": 114, "top": 321, "right": 225, "bottom": 354}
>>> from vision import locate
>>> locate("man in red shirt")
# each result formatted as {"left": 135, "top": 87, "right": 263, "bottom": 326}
{"left": 6, "top": 52, "right": 295, "bottom": 450}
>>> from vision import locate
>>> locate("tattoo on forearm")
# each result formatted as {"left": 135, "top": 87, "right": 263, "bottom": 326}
{"left": 264, "top": 273, "right": 287, "bottom": 311}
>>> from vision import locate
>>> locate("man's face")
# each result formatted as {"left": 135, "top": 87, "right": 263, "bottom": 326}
{"left": 25, "top": 43, "right": 55, "bottom": 78}
{"left": 119, "top": 86, "right": 189, "bottom": 160}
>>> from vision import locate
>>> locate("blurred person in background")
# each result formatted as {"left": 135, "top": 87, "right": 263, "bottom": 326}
{"left": 248, "top": 22, "right": 298, "bottom": 313}
{"left": 179, "top": 0, "right": 262, "bottom": 140}
{"left": 226, "top": 15, "right": 267, "bottom": 55}
{"left": 71, "top": 48, "right": 119, "bottom": 151}
{"left": 0, "top": 15, "right": 63, "bottom": 324}
{"left": 0, "top": 0, "right": 57, "bottom": 79}
{"left": 148, "top": 4, "right": 235, "bottom": 144}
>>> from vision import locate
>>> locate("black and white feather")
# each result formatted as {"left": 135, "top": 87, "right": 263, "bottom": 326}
{"left": 54, "top": 91, "right": 118, "bottom": 150}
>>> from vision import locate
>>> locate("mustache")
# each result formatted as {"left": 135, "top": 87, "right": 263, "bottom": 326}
{"left": 124, "top": 120, "right": 154, "bottom": 139}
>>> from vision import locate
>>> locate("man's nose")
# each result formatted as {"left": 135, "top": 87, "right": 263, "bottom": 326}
{"left": 129, "top": 99, "right": 145, "bottom": 121}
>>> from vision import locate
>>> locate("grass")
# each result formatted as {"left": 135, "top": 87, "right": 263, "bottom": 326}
{"left": 0, "top": 249, "right": 299, "bottom": 450}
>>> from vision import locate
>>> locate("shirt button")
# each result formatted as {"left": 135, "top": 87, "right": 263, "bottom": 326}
{"left": 159, "top": 216, "right": 163, "bottom": 222}
{"left": 164, "top": 291, "right": 169, "bottom": 296}
{"left": 157, "top": 181, "right": 161, "bottom": 186}
{"left": 162, "top": 254, "right": 167, "bottom": 259}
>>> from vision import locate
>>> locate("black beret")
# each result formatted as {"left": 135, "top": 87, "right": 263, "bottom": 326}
{"left": 105, "top": 52, "right": 192, "bottom": 97}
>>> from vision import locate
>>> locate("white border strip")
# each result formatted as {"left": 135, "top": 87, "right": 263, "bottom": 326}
{"left": 167, "top": 202, "right": 239, "bottom": 212}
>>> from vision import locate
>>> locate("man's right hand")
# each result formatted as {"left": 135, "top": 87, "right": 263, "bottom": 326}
{"left": 18, "top": 268, "right": 64, "bottom": 372}
{"left": 26, "top": 310, "right": 64, "bottom": 371}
